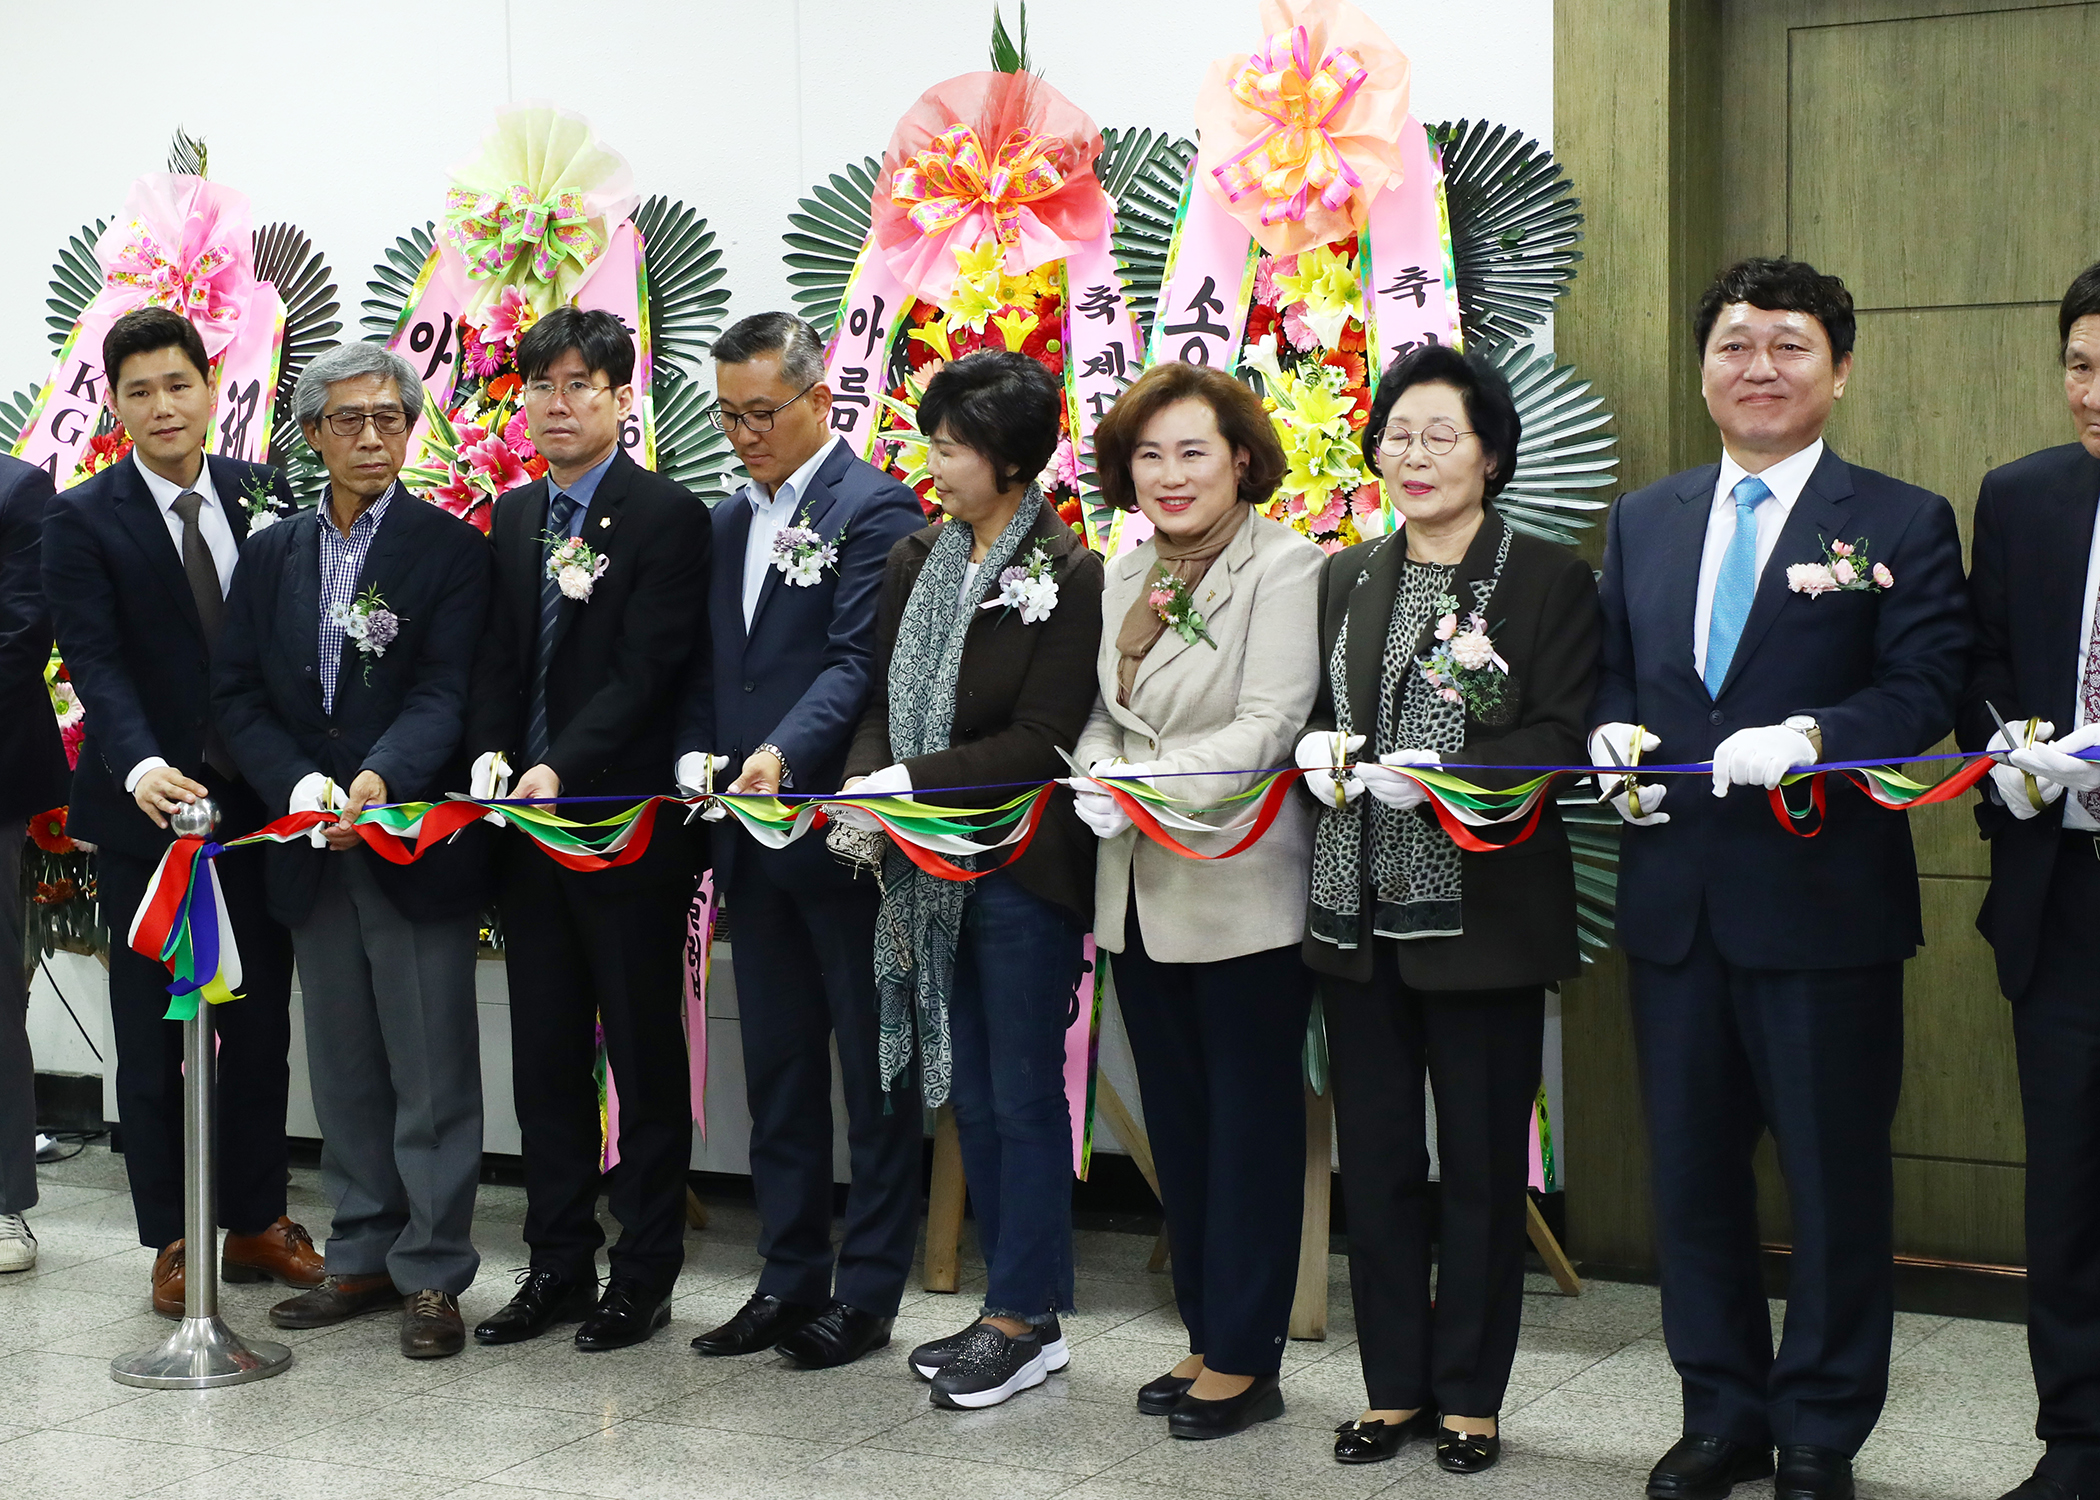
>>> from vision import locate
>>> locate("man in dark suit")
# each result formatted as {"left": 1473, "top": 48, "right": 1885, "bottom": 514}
{"left": 42, "top": 307, "right": 323, "bottom": 1316}
{"left": 215, "top": 341, "right": 492, "bottom": 1359}
{"left": 0, "top": 453, "right": 67, "bottom": 1273}
{"left": 676, "top": 312, "right": 926, "bottom": 1369}
{"left": 1959, "top": 261, "right": 2100, "bottom": 1500}
{"left": 466, "top": 308, "right": 709, "bottom": 1353}
{"left": 1591, "top": 259, "right": 1969, "bottom": 1500}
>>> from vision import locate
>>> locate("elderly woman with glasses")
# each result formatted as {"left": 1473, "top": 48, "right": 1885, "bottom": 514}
{"left": 1296, "top": 345, "right": 1597, "bottom": 1474}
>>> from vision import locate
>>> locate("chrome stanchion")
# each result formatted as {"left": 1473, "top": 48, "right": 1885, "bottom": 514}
{"left": 112, "top": 799, "right": 292, "bottom": 1389}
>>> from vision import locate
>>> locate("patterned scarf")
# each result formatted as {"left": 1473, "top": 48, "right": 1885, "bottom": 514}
{"left": 873, "top": 486, "right": 1045, "bottom": 1106}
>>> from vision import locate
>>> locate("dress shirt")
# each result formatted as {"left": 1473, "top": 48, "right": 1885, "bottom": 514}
{"left": 317, "top": 484, "right": 397, "bottom": 714}
{"left": 123, "top": 450, "right": 241, "bottom": 794}
{"left": 740, "top": 434, "right": 842, "bottom": 628}
{"left": 2064, "top": 491, "right": 2100, "bottom": 831}
{"left": 547, "top": 448, "right": 617, "bottom": 538}
{"left": 1691, "top": 439, "right": 1826, "bottom": 679}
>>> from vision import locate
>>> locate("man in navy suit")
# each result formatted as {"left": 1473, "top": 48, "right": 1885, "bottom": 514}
{"left": 677, "top": 312, "right": 925, "bottom": 1369}
{"left": 214, "top": 342, "right": 492, "bottom": 1359}
{"left": 1960, "top": 262, "right": 2100, "bottom": 1500}
{"left": 1591, "top": 259, "right": 1969, "bottom": 1500}
{"left": 43, "top": 307, "right": 323, "bottom": 1316}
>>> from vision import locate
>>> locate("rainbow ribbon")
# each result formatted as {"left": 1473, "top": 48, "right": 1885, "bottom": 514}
{"left": 441, "top": 183, "right": 601, "bottom": 284}
{"left": 890, "top": 124, "right": 1071, "bottom": 254}
{"left": 1210, "top": 24, "right": 1371, "bottom": 227}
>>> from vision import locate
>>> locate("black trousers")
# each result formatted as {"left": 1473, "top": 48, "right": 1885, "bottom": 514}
{"left": 1630, "top": 909, "right": 1903, "bottom": 1456}
{"left": 727, "top": 852, "right": 920, "bottom": 1317}
{"left": 99, "top": 846, "right": 294, "bottom": 1249}
{"left": 501, "top": 852, "right": 695, "bottom": 1294}
{"left": 1326, "top": 945, "right": 1543, "bottom": 1416}
{"left": 1113, "top": 920, "right": 1313, "bottom": 1376}
{"left": 2011, "top": 836, "right": 2100, "bottom": 1488}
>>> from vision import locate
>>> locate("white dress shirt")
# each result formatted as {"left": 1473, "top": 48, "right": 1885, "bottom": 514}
{"left": 124, "top": 450, "right": 241, "bottom": 794}
{"left": 740, "top": 435, "right": 843, "bottom": 629}
{"left": 1690, "top": 439, "right": 1826, "bottom": 679}
{"left": 2064, "top": 495, "right": 2100, "bottom": 831}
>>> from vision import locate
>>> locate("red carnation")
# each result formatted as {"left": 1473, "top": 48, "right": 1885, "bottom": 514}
{"left": 30, "top": 806, "right": 74, "bottom": 854}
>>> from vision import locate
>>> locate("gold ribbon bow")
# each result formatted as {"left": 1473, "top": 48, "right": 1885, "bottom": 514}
{"left": 1213, "top": 25, "right": 1371, "bottom": 226}
{"left": 890, "top": 125, "right": 1070, "bottom": 254}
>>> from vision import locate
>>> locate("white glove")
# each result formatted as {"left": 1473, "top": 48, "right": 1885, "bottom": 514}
{"left": 833, "top": 763, "right": 913, "bottom": 833}
{"left": 2008, "top": 720, "right": 2100, "bottom": 795}
{"left": 1710, "top": 724, "right": 1817, "bottom": 796}
{"left": 1070, "top": 759, "right": 1154, "bottom": 840}
{"left": 1985, "top": 722, "right": 2058, "bottom": 819}
{"left": 289, "top": 771, "right": 336, "bottom": 848}
{"left": 676, "top": 751, "right": 733, "bottom": 821}
{"left": 1590, "top": 723, "right": 1670, "bottom": 825}
{"left": 1295, "top": 732, "right": 1364, "bottom": 809}
{"left": 1358, "top": 749, "right": 1441, "bottom": 811}
{"left": 470, "top": 750, "right": 512, "bottom": 826}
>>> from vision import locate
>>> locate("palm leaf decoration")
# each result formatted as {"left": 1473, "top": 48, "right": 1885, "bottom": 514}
{"left": 652, "top": 378, "right": 739, "bottom": 501}
{"left": 989, "top": 1, "right": 1030, "bottom": 73}
{"left": 1562, "top": 793, "right": 1619, "bottom": 959}
{"left": 45, "top": 219, "right": 108, "bottom": 352}
{"left": 166, "top": 128, "right": 208, "bottom": 179}
{"left": 632, "top": 195, "right": 729, "bottom": 383}
{"left": 1436, "top": 119, "right": 1583, "bottom": 351}
{"left": 0, "top": 387, "right": 37, "bottom": 449}
{"left": 784, "top": 157, "right": 882, "bottom": 335}
{"left": 250, "top": 221, "right": 342, "bottom": 476}
{"left": 1488, "top": 343, "right": 1615, "bottom": 547}
{"left": 360, "top": 222, "right": 437, "bottom": 340}
{"left": 1098, "top": 127, "right": 1195, "bottom": 341}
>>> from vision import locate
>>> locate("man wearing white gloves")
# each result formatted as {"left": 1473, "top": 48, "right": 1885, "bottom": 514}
{"left": 1592, "top": 259, "right": 1969, "bottom": 1500}
{"left": 1960, "top": 262, "right": 2100, "bottom": 1500}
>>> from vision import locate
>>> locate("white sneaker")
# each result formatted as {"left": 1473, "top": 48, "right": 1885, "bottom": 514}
{"left": 0, "top": 1214, "right": 35, "bottom": 1274}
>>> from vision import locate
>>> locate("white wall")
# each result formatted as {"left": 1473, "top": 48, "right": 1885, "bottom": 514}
{"left": 0, "top": 0, "right": 1552, "bottom": 399}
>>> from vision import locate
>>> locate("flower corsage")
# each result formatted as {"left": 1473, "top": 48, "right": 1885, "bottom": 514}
{"left": 1420, "top": 597, "right": 1512, "bottom": 721}
{"left": 773, "top": 523, "right": 843, "bottom": 587}
{"left": 1788, "top": 536, "right": 1893, "bottom": 597}
{"left": 1147, "top": 568, "right": 1217, "bottom": 649}
{"left": 543, "top": 531, "right": 609, "bottom": 602}
{"left": 237, "top": 472, "right": 285, "bottom": 533}
{"left": 979, "top": 541, "right": 1059, "bottom": 623}
{"left": 329, "top": 584, "right": 400, "bottom": 683}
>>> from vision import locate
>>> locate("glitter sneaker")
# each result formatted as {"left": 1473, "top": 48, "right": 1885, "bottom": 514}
{"left": 911, "top": 1313, "right": 1067, "bottom": 1380}
{"left": 929, "top": 1322, "right": 1053, "bottom": 1410}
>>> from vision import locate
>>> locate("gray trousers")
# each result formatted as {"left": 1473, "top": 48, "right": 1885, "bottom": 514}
{"left": 293, "top": 853, "right": 481, "bottom": 1295}
{"left": 1, "top": 823, "right": 35, "bottom": 1215}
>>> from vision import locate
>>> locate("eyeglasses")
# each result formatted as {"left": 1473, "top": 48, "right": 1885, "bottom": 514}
{"left": 710, "top": 382, "right": 816, "bottom": 434}
{"left": 1377, "top": 422, "right": 1475, "bottom": 457}
{"left": 319, "top": 408, "right": 410, "bottom": 437}
{"left": 524, "top": 379, "right": 612, "bottom": 405}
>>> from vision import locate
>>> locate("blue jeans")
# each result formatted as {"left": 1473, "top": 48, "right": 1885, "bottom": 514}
{"left": 948, "top": 872, "right": 1085, "bottom": 1322}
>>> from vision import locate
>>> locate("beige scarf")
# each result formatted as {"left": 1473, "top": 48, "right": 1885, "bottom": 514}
{"left": 1113, "top": 502, "right": 1248, "bottom": 705}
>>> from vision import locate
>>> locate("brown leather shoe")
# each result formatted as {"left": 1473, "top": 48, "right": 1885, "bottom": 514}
{"left": 151, "top": 1241, "right": 185, "bottom": 1319}
{"left": 401, "top": 1289, "right": 466, "bottom": 1359}
{"left": 268, "top": 1272, "right": 400, "bottom": 1329}
{"left": 222, "top": 1217, "right": 324, "bottom": 1289}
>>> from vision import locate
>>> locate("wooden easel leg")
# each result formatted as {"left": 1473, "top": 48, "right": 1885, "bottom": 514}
{"left": 1526, "top": 1195, "right": 1583, "bottom": 1295}
{"left": 1289, "top": 1084, "right": 1334, "bottom": 1340}
{"left": 923, "top": 1103, "right": 966, "bottom": 1293}
{"left": 1093, "top": 1075, "right": 1171, "bottom": 1273}
{"left": 684, "top": 1186, "right": 709, "bottom": 1230}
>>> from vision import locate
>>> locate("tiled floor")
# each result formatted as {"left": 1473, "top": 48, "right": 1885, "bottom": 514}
{"left": 3, "top": 1145, "right": 2045, "bottom": 1499}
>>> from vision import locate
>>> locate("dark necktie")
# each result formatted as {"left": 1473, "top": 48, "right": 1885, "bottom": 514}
{"left": 524, "top": 490, "right": 581, "bottom": 767}
{"left": 170, "top": 489, "right": 236, "bottom": 778}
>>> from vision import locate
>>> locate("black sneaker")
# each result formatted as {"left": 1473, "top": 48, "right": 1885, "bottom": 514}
{"left": 929, "top": 1323, "right": 1051, "bottom": 1409}
{"left": 911, "top": 1313, "right": 1067, "bottom": 1380}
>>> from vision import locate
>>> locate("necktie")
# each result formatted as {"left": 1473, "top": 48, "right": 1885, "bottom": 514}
{"left": 170, "top": 490, "right": 236, "bottom": 778}
{"left": 2080, "top": 589, "right": 2100, "bottom": 823}
{"left": 1703, "top": 475, "right": 1772, "bottom": 697}
{"left": 524, "top": 490, "right": 581, "bottom": 767}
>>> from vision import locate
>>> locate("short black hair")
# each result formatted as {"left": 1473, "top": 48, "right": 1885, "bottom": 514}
{"left": 2061, "top": 261, "right": 2100, "bottom": 358}
{"left": 516, "top": 306, "right": 634, "bottom": 387}
{"left": 1693, "top": 257, "right": 1856, "bottom": 361}
{"left": 712, "top": 311, "right": 825, "bottom": 387}
{"left": 103, "top": 307, "right": 210, "bottom": 388}
{"left": 1361, "top": 344, "right": 1520, "bottom": 498}
{"left": 916, "top": 350, "right": 1063, "bottom": 490}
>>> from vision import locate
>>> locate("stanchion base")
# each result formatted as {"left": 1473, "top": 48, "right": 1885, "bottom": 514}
{"left": 110, "top": 1317, "right": 293, "bottom": 1388}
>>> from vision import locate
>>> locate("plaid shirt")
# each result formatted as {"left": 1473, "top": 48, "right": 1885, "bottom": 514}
{"left": 317, "top": 484, "right": 396, "bottom": 713}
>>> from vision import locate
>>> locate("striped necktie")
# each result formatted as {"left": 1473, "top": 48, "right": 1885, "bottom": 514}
{"left": 524, "top": 490, "right": 581, "bottom": 766}
{"left": 1703, "top": 475, "right": 1772, "bottom": 697}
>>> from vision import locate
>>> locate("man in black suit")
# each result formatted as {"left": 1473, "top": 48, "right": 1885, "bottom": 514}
{"left": 0, "top": 453, "right": 66, "bottom": 1274}
{"left": 215, "top": 341, "right": 492, "bottom": 1359}
{"left": 1960, "top": 262, "right": 2100, "bottom": 1500}
{"left": 675, "top": 312, "right": 926, "bottom": 1370}
{"left": 467, "top": 308, "right": 709, "bottom": 1352}
{"left": 42, "top": 307, "right": 323, "bottom": 1316}
{"left": 1591, "top": 259, "right": 1969, "bottom": 1500}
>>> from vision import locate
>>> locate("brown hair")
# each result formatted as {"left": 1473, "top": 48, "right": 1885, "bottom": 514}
{"left": 1092, "top": 362, "right": 1286, "bottom": 513}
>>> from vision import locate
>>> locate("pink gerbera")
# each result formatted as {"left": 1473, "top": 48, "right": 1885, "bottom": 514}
{"left": 501, "top": 410, "right": 539, "bottom": 461}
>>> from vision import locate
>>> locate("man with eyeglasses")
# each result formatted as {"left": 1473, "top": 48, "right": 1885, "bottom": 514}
{"left": 212, "top": 340, "right": 493, "bottom": 1357}
{"left": 467, "top": 307, "right": 711, "bottom": 1353}
{"left": 675, "top": 311, "right": 924, "bottom": 1370}
{"left": 43, "top": 306, "right": 322, "bottom": 1318}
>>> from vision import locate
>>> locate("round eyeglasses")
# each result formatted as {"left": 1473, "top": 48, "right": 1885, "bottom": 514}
{"left": 1377, "top": 422, "right": 1475, "bottom": 458}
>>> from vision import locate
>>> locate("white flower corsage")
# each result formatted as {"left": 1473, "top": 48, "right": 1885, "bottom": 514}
{"left": 236, "top": 472, "right": 283, "bottom": 532}
{"left": 1788, "top": 536, "right": 1893, "bottom": 598}
{"left": 544, "top": 532, "right": 609, "bottom": 602}
{"left": 328, "top": 584, "right": 400, "bottom": 683}
{"left": 772, "top": 523, "right": 843, "bottom": 587}
{"left": 979, "top": 541, "right": 1059, "bottom": 624}
{"left": 1420, "top": 595, "right": 1511, "bottom": 720}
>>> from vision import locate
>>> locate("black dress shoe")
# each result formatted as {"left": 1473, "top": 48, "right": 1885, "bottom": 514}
{"left": 1168, "top": 1373, "right": 1285, "bottom": 1440}
{"left": 691, "top": 1293, "right": 820, "bottom": 1357}
{"left": 1648, "top": 1433, "right": 1777, "bottom": 1499}
{"left": 1138, "top": 1371, "right": 1195, "bottom": 1416}
{"left": 574, "top": 1278, "right": 672, "bottom": 1352}
{"left": 774, "top": 1299, "right": 893, "bottom": 1369}
{"left": 474, "top": 1266, "right": 598, "bottom": 1346}
{"left": 1437, "top": 1425, "right": 1502, "bottom": 1474}
{"left": 1997, "top": 1474, "right": 2075, "bottom": 1500}
{"left": 1776, "top": 1444, "right": 1853, "bottom": 1500}
{"left": 1334, "top": 1409, "right": 1437, "bottom": 1464}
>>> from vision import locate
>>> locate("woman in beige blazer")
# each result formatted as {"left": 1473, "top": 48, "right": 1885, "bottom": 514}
{"left": 1070, "top": 362, "right": 1324, "bottom": 1441}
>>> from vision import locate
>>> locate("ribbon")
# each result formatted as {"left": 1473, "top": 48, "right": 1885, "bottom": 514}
{"left": 1211, "top": 25, "right": 1370, "bottom": 227}
{"left": 891, "top": 125, "right": 1071, "bottom": 258}
{"left": 441, "top": 183, "right": 603, "bottom": 285}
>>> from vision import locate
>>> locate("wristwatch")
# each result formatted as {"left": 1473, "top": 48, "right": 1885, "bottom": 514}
{"left": 1783, "top": 715, "right": 1823, "bottom": 758}
{"left": 755, "top": 742, "right": 793, "bottom": 788}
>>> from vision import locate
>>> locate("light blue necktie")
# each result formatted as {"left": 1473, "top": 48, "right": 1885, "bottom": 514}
{"left": 1703, "top": 475, "right": 1772, "bottom": 696}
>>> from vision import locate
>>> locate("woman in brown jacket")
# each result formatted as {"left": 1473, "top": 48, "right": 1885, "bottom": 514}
{"left": 840, "top": 350, "right": 1104, "bottom": 1411}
